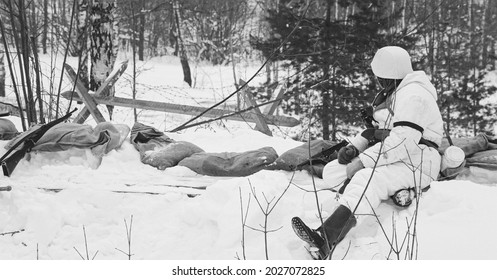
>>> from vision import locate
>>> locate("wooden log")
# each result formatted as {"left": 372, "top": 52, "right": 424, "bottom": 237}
{"left": 63, "top": 64, "right": 106, "bottom": 124}
{"left": 61, "top": 92, "right": 300, "bottom": 127}
{"left": 263, "top": 84, "right": 285, "bottom": 116}
{"left": 64, "top": 60, "right": 128, "bottom": 123}
{"left": 239, "top": 79, "right": 272, "bottom": 136}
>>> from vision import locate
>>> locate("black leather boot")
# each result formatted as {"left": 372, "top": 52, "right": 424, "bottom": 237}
{"left": 292, "top": 205, "right": 356, "bottom": 259}
{"left": 318, "top": 205, "right": 356, "bottom": 256}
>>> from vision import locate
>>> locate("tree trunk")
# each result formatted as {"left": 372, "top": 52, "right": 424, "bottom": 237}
{"left": 18, "top": 0, "right": 37, "bottom": 123}
{"left": 173, "top": 0, "right": 192, "bottom": 87}
{"left": 446, "top": 25, "right": 453, "bottom": 135}
{"left": 42, "top": 0, "right": 48, "bottom": 54}
{"left": 60, "top": 0, "right": 67, "bottom": 27}
{"left": 321, "top": 0, "right": 333, "bottom": 140}
{"left": 0, "top": 32, "right": 4, "bottom": 97}
{"left": 480, "top": 0, "right": 489, "bottom": 68}
{"left": 138, "top": 1, "right": 145, "bottom": 61}
{"left": 30, "top": 0, "right": 37, "bottom": 53}
{"left": 131, "top": 0, "right": 138, "bottom": 122}
{"left": 149, "top": 13, "right": 160, "bottom": 57}
{"left": 90, "top": 0, "right": 117, "bottom": 120}
{"left": 77, "top": 0, "right": 90, "bottom": 87}
{"left": 31, "top": 36, "right": 44, "bottom": 123}
{"left": 0, "top": 17, "right": 27, "bottom": 130}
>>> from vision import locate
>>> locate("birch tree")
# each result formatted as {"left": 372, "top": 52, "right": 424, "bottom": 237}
{"left": 77, "top": 0, "right": 90, "bottom": 87}
{"left": 89, "top": 0, "right": 118, "bottom": 119}
{"left": 0, "top": 32, "right": 4, "bottom": 97}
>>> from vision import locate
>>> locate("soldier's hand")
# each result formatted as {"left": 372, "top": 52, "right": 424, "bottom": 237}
{"left": 338, "top": 145, "right": 359, "bottom": 164}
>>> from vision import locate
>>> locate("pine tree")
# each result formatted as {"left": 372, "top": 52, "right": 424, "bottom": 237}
{"left": 252, "top": 0, "right": 416, "bottom": 140}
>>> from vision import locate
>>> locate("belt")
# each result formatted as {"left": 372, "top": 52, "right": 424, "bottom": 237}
{"left": 392, "top": 122, "right": 439, "bottom": 149}
{"left": 419, "top": 138, "right": 439, "bottom": 149}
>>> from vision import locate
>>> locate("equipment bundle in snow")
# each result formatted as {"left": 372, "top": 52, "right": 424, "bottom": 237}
{"left": 437, "top": 134, "right": 497, "bottom": 182}
{"left": 0, "top": 118, "right": 18, "bottom": 140}
{"left": 178, "top": 147, "right": 278, "bottom": 177}
{"left": 1, "top": 113, "right": 130, "bottom": 176}
{"left": 1, "top": 109, "right": 76, "bottom": 176}
{"left": 265, "top": 139, "right": 347, "bottom": 177}
{"left": 130, "top": 122, "right": 204, "bottom": 170}
{"left": 131, "top": 122, "right": 278, "bottom": 176}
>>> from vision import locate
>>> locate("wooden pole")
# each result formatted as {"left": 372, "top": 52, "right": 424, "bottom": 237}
{"left": 61, "top": 91, "right": 300, "bottom": 127}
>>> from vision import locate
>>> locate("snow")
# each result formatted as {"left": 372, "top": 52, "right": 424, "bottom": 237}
{"left": 4, "top": 135, "right": 496, "bottom": 261}
{"left": 1, "top": 54, "right": 497, "bottom": 275}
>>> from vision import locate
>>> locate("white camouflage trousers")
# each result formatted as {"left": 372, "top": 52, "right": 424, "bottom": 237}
{"left": 322, "top": 148, "right": 441, "bottom": 215}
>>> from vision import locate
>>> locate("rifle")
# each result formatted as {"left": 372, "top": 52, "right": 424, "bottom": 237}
{"left": 296, "top": 140, "right": 348, "bottom": 169}
{"left": 360, "top": 106, "right": 378, "bottom": 129}
{"left": 0, "top": 108, "right": 77, "bottom": 177}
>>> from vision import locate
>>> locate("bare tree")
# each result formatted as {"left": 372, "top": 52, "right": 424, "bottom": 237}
{"left": 77, "top": 0, "right": 90, "bottom": 87}
{"left": 42, "top": 0, "right": 48, "bottom": 54}
{"left": 0, "top": 29, "right": 4, "bottom": 97}
{"left": 173, "top": 0, "right": 192, "bottom": 87}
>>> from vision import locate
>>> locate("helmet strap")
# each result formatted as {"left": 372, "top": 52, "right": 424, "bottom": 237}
{"left": 372, "top": 78, "right": 402, "bottom": 107}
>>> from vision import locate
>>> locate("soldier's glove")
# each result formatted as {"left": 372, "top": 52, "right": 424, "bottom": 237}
{"left": 337, "top": 145, "right": 359, "bottom": 164}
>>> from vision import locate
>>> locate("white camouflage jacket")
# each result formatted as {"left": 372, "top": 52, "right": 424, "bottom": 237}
{"left": 355, "top": 71, "right": 443, "bottom": 171}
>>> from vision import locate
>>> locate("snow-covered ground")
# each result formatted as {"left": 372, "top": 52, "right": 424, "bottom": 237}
{"left": 1, "top": 55, "right": 497, "bottom": 278}
{"left": 2, "top": 126, "right": 497, "bottom": 260}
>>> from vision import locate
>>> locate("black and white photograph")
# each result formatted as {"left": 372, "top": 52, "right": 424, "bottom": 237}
{"left": 0, "top": 0, "right": 496, "bottom": 278}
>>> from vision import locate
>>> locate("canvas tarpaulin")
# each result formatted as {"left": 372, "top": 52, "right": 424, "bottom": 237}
{"left": 131, "top": 122, "right": 278, "bottom": 176}
{"left": 177, "top": 147, "right": 278, "bottom": 177}
{"left": 0, "top": 118, "right": 18, "bottom": 140}
{"left": 130, "top": 122, "right": 204, "bottom": 170}
{"left": 4, "top": 122, "right": 130, "bottom": 157}
{"left": 438, "top": 134, "right": 497, "bottom": 182}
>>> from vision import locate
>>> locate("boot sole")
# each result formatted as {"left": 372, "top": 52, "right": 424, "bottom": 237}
{"left": 292, "top": 217, "right": 330, "bottom": 260}
{"left": 292, "top": 217, "right": 328, "bottom": 246}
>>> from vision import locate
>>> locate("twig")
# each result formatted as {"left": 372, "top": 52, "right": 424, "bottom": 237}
{"left": 238, "top": 187, "right": 251, "bottom": 260}
{"left": 329, "top": 97, "right": 398, "bottom": 258}
{"left": 0, "top": 229, "right": 25, "bottom": 236}
{"left": 74, "top": 225, "right": 98, "bottom": 260}
{"left": 306, "top": 110, "right": 331, "bottom": 258}
{"left": 169, "top": 97, "right": 284, "bottom": 132}
{"left": 55, "top": 0, "right": 78, "bottom": 118}
{"left": 245, "top": 174, "right": 295, "bottom": 260}
{"left": 340, "top": 240, "right": 352, "bottom": 260}
{"left": 115, "top": 215, "right": 134, "bottom": 260}
{"left": 73, "top": 247, "right": 85, "bottom": 260}
{"left": 369, "top": 145, "right": 426, "bottom": 260}
{"left": 290, "top": 182, "right": 337, "bottom": 193}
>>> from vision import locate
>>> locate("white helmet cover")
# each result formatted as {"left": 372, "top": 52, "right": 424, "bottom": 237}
{"left": 371, "top": 46, "right": 413, "bottom": 79}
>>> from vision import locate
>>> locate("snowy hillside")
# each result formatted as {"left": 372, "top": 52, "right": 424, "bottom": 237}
{"left": 1, "top": 55, "right": 497, "bottom": 270}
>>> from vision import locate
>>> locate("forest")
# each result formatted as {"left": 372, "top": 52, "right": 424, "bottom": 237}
{"left": 0, "top": 0, "right": 496, "bottom": 139}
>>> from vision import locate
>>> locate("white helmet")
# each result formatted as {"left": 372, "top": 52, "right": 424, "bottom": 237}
{"left": 371, "top": 46, "right": 413, "bottom": 79}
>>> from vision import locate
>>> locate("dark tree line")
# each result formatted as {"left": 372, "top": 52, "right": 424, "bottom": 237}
{"left": 252, "top": 0, "right": 417, "bottom": 140}
{"left": 252, "top": 0, "right": 497, "bottom": 139}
